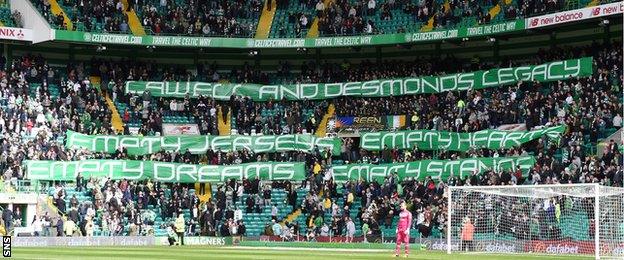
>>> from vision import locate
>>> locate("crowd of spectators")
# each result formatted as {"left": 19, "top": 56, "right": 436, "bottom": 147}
{"left": 0, "top": 38, "right": 619, "bottom": 239}
{"left": 309, "top": 0, "right": 580, "bottom": 36}
{"left": 139, "top": 0, "right": 260, "bottom": 37}
{"left": 30, "top": 0, "right": 615, "bottom": 37}
{"left": 31, "top": 0, "right": 259, "bottom": 37}
{"left": 32, "top": 0, "right": 131, "bottom": 33}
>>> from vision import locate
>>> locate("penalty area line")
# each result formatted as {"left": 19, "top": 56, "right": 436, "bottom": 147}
{"left": 221, "top": 246, "right": 390, "bottom": 252}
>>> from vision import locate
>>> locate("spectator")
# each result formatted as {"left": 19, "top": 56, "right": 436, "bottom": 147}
{"left": 461, "top": 218, "right": 475, "bottom": 252}
{"left": 271, "top": 220, "right": 282, "bottom": 236}
{"left": 175, "top": 213, "right": 185, "bottom": 245}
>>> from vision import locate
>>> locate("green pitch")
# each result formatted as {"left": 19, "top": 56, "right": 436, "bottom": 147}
{"left": 10, "top": 246, "right": 594, "bottom": 259}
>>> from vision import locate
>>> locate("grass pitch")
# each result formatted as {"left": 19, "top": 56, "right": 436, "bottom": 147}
{"left": 10, "top": 246, "right": 595, "bottom": 259}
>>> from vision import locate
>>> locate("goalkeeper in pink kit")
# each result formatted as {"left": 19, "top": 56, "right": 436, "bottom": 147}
{"left": 395, "top": 201, "right": 412, "bottom": 257}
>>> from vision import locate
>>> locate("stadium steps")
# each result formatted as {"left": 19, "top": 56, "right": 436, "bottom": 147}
{"left": 47, "top": 0, "right": 73, "bottom": 30}
{"left": 120, "top": 0, "right": 147, "bottom": 36}
{"left": 255, "top": 0, "right": 278, "bottom": 38}
{"left": 281, "top": 209, "right": 302, "bottom": 225}
{"left": 217, "top": 107, "right": 231, "bottom": 136}
{"left": 487, "top": 4, "right": 502, "bottom": 22}
{"left": 305, "top": 0, "right": 333, "bottom": 38}
{"left": 194, "top": 182, "right": 212, "bottom": 204}
{"left": 315, "top": 103, "right": 334, "bottom": 137}
{"left": 420, "top": 0, "right": 450, "bottom": 32}
{"left": 586, "top": 0, "right": 600, "bottom": 6}
{"left": 42, "top": 195, "right": 63, "bottom": 217}
{"left": 103, "top": 93, "right": 125, "bottom": 133}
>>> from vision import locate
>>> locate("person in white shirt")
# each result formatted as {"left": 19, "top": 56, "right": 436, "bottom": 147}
{"left": 320, "top": 224, "right": 329, "bottom": 236}
{"left": 236, "top": 185, "right": 244, "bottom": 204}
{"left": 300, "top": 15, "right": 308, "bottom": 28}
{"left": 85, "top": 217, "right": 94, "bottom": 237}
{"left": 234, "top": 207, "right": 243, "bottom": 222}
{"left": 365, "top": 22, "right": 373, "bottom": 34}
{"left": 32, "top": 216, "right": 43, "bottom": 236}
{"left": 565, "top": 93, "right": 574, "bottom": 104}
{"left": 613, "top": 113, "right": 622, "bottom": 127}
{"left": 367, "top": 0, "right": 376, "bottom": 14}
{"left": 271, "top": 204, "right": 278, "bottom": 221}
{"left": 315, "top": 0, "right": 325, "bottom": 17}
{"left": 349, "top": 6, "right": 356, "bottom": 17}
{"left": 345, "top": 217, "right": 356, "bottom": 243}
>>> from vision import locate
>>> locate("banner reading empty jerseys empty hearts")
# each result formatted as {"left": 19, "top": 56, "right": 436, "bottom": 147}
{"left": 360, "top": 125, "right": 566, "bottom": 151}
{"left": 65, "top": 130, "right": 341, "bottom": 155}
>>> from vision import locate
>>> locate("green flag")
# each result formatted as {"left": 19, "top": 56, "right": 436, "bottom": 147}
{"left": 360, "top": 125, "right": 566, "bottom": 151}
{"left": 65, "top": 130, "right": 341, "bottom": 155}
{"left": 126, "top": 58, "right": 592, "bottom": 101}
{"left": 331, "top": 156, "right": 536, "bottom": 182}
{"left": 24, "top": 160, "right": 306, "bottom": 183}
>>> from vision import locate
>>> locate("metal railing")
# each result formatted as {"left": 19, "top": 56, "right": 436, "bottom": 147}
{"left": 0, "top": 179, "right": 42, "bottom": 194}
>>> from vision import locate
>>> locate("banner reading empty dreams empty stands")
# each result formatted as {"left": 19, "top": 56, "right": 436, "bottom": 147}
{"left": 65, "top": 130, "right": 341, "bottom": 155}
{"left": 360, "top": 125, "right": 566, "bottom": 151}
{"left": 332, "top": 156, "right": 536, "bottom": 182}
{"left": 25, "top": 160, "right": 306, "bottom": 182}
{"left": 125, "top": 58, "right": 592, "bottom": 101}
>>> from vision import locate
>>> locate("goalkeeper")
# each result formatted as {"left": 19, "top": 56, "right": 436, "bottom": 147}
{"left": 461, "top": 218, "right": 475, "bottom": 251}
{"left": 395, "top": 201, "right": 412, "bottom": 257}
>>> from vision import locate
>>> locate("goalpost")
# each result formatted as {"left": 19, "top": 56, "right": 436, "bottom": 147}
{"left": 446, "top": 184, "right": 624, "bottom": 259}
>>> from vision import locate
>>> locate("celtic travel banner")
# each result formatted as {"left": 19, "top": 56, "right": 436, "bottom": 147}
{"left": 53, "top": 20, "right": 523, "bottom": 48}
{"left": 125, "top": 58, "right": 592, "bottom": 101}
{"left": 360, "top": 125, "right": 566, "bottom": 151}
{"left": 24, "top": 160, "right": 306, "bottom": 182}
{"left": 332, "top": 156, "right": 536, "bottom": 182}
{"left": 65, "top": 130, "right": 341, "bottom": 155}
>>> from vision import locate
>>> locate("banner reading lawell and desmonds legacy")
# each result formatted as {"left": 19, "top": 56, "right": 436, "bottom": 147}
{"left": 24, "top": 160, "right": 306, "bottom": 182}
{"left": 360, "top": 125, "right": 566, "bottom": 151}
{"left": 332, "top": 156, "right": 536, "bottom": 182}
{"left": 65, "top": 130, "right": 341, "bottom": 155}
{"left": 125, "top": 57, "right": 592, "bottom": 101}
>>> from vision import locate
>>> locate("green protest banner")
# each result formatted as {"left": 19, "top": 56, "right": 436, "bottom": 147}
{"left": 65, "top": 130, "right": 341, "bottom": 155}
{"left": 24, "top": 160, "right": 306, "bottom": 182}
{"left": 125, "top": 58, "right": 592, "bottom": 101}
{"left": 331, "top": 156, "right": 536, "bottom": 182}
{"left": 53, "top": 20, "right": 524, "bottom": 49}
{"left": 360, "top": 125, "right": 566, "bottom": 151}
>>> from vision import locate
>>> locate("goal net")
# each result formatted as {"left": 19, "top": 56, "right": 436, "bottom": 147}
{"left": 447, "top": 184, "right": 624, "bottom": 259}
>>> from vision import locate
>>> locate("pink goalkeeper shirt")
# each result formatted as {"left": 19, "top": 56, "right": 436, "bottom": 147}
{"left": 397, "top": 209, "right": 412, "bottom": 232}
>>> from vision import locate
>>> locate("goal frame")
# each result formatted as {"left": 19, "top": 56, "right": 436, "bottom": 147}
{"left": 446, "top": 183, "right": 608, "bottom": 259}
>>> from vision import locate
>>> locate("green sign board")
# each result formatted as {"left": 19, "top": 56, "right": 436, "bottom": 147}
{"left": 25, "top": 160, "right": 306, "bottom": 182}
{"left": 65, "top": 130, "right": 341, "bottom": 155}
{"left": 360, "top": 125, "right": 566, "bottom": 151}
{"left": 331, "top": 156, "right": 536, "bottom": 182}
{"left": 52, "top": 20, "right": 524, "bottom": 49}
{"left": 125, "top": 57, "right": 592, "bottom": 101}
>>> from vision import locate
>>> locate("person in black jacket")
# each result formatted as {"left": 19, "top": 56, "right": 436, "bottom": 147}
{"left": 1, "top": 207, "right": 11, "bottom": 232}
{"left": 237, "top": 221, "right": 246, "bottom": 236}
{"left": 245, "top": 196, "right": 254, "bottom": 213}
{"left": 288, "top": 189, "right": 298, "bottom": 209}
